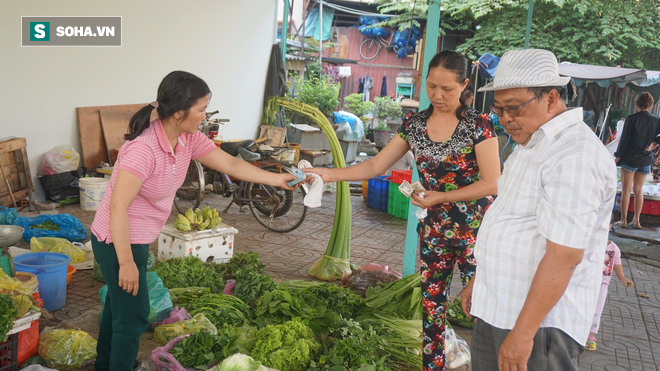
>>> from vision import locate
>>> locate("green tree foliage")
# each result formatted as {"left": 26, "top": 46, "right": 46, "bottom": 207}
{"left": 443, "top": 0, "right": 660, "bottom": 69}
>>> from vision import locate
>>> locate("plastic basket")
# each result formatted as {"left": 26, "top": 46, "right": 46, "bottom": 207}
{"left": 388, "top": 183, "right": 410, "bottom": 219}
{"left": 0, "top": 333, "right": 18, "bottom": 371}
{"left": 390, "top": 170, "right": 412, "bottom": 185}
{"left": 367, "top": 176, "right": 390, "bottom": 211}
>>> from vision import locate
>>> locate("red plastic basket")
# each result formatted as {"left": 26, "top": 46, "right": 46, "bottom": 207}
{"left": 0, "top": 333, "right": 18, "bottom": 371}
{"left": 390, "top": 170, "right": 412, "bottom": 185}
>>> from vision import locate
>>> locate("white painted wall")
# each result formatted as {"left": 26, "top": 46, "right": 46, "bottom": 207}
{"left": 1, "top": 0, "right": 278, "bottom": 201}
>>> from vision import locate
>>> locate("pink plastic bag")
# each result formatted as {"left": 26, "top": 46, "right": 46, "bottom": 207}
{"left": 357, "top": 263, "right": 402, "bottom": 278}
{"left": 151, "top": 307, "right": 192, "bottom": 330}
{"left": 223, "top": 279, "right": 236, "bottom": 295}
{"left": 342, "top": 263, "right": 403, "bottom": 296}
{"left": 151, "top": 334, "right": 193, "bottom": 371}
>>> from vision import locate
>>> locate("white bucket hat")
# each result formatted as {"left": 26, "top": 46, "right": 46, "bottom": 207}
{"left": 478, "top": 49, "right": 571, "bottom": 92}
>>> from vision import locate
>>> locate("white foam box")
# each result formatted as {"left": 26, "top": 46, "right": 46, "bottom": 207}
{"left": 157, "top": 223, "right": 238, "bottom": 264}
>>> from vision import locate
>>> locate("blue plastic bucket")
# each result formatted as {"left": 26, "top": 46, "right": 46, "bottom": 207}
{"left": 13, "top": 252, "right": 71, "bottom": 311}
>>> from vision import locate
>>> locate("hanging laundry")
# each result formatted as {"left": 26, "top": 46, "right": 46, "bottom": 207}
{"left": 363, "top": 75, "right": 373, "bottom": 101}
{"left": 380, "top": 73, "right": 388, "bottom": 97}
{"left": 358, "top": 76, "right": 364, "bottom": 94}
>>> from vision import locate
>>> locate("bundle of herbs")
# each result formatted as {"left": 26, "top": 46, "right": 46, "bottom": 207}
{"left": 186, "top": 293, "right": 253, "bottom": 328}
{"left": 365, "top": 274, "right": 423, "bottom": 320}
{"left": 0, "top": 293, "right": 17, "bottom": 342}
{"left": 169, "top": 331, "right": 237, "bottom": 370}
{"left": 154, "top": 256, "right": 223, "bottom": 293}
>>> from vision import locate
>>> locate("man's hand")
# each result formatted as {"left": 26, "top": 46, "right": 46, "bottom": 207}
{"left": 498, "top": 330, "right": 534, "bottom": 371}
{"left": 459, "top": 279, "right": 474, "bottom": 319}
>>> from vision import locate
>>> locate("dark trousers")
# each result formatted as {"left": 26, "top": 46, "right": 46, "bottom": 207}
{"left": 92, "top": 234, "right": 150, "bottom": 371}
{"left": 471, "top": 318, "right": 584, "bottom": 371}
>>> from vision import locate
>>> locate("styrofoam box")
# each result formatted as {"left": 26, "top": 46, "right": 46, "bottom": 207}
{"left": 396, "top": 76, "right": 414, "bottom": 84}
{"left": 9, "top": 311, "right": 41, "bottom": 335}
{"left": 158, "top": 223, "right": 238, "bottom": 264}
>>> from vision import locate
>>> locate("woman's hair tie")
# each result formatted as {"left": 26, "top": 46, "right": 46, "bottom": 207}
{"left": 150, "top": 101, "right": 159, "bottom": 108}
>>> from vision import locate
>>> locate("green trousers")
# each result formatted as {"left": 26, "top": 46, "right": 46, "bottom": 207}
{"left": 92, "top": 234, "right": 150, "bottom": 371}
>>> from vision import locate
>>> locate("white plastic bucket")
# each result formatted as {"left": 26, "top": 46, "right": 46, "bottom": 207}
{"left": 79, "top": 177, "right": 110, "bottom": 211}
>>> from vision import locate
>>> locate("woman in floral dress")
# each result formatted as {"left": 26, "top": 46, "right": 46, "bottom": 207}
{"left": 304, "top": 50, "right": 500, "bottom": 370}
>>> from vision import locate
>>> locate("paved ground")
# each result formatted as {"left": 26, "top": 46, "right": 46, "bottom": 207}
{"left": 11, "top": 189, "right": 660, "bottom": 370}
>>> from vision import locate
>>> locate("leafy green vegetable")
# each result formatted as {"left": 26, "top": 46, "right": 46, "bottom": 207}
{"left": 30, "top": 220, "right": 60, "bottom": 231}
{"left": 154, "top": 256, "right": 223, "bottom": 293}
{"left": 314, "top": 318, "right": 389, "bottom": 370}
{"left": 254, "top": 289, "right": 313, "bottom": 328}
{"left": 169, "top": 331, "right": 236, "bottom": 370}
{"left": 213, "top": 252, "right": 265, "bottom": 281}
{"left": 446, "top": 297, "right": 474, "bottom": 329}
{"left": 282, "top": 280, "right": 366, "bottom": 333}
{"left": 218, "top": 353, "right": 265, "bottom": 371}
{"left": 361, "top": 315, "right": 423, "bottom": 371}
{"left": 251, "top": 320, "right": 320, "bottom": 371}
{"left": 218, "top": 324, "right": 259, "bottom": 355}
{"left": 365, "top": 274, "right": 422, "bottom": 320}
{"left": 186, "top": 294, "right": 253, "bottom": 329}
{"left": 232, "top": 271, "right": 278, "bottom": 307}
{"left": 168, "top": 286, "right": 211, "bottom": 308}
{"left": 0, "top": 293, "right": 17, "bottom": 342}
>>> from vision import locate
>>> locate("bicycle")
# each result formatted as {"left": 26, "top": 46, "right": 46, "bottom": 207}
{"left": 359, "top": 32, "right": 395, "bottom": 60}
{"left": 174, "top": 112, "right": 307, "bottom": 233}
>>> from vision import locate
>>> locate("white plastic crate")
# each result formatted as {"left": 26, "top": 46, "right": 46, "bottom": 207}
{"left": 157, "top": 223, "right": 238, "bottom": 264}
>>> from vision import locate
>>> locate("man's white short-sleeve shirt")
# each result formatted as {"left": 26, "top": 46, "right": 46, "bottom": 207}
{"left": 471, "top": 108, "right": 616, "bottom": 345}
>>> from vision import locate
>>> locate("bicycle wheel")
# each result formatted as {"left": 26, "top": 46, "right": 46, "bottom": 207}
{"left": 174, "top": 160, "right": 205, "bottom": 214}
{"left": 246, "top": 181, "right": 307, "bottom": 233}
{"left": 360, "top": 38, "right": 381, "bottom": 60}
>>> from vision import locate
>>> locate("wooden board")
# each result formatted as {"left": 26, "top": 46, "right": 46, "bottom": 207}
{"left": 258, "top": 125, "right": 286, "bottom": 147}
{"left": 77, "top": 103, "right": 146, "bottom": 170}
{"left": 99, "top": 110, "right": 133, "bottom": 165}
{"left": 0, "top": 138, "right": 34, "bottom": 207}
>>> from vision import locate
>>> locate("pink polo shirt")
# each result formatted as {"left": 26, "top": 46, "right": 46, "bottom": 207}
{"left": 91, "top": 119, "right": 216, "bottom": 244}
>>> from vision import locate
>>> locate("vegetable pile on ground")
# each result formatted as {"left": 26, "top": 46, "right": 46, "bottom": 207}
{"left": 151, "top": 253, "right": 438, "bottom": 370}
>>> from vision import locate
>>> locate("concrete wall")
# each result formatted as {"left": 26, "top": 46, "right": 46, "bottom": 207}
{"left": 1, "top": 0, "right": 278, "bottom": 201}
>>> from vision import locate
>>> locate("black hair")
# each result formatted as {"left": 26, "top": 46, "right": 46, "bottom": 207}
{"left": 125, "top": 71, "right": 211, "bottom": 140}
{"left": 527, "top": 86, "right": 567, "bottom": 100}
{"left": 427, "top": 50, "right": 471, "bottom": 120}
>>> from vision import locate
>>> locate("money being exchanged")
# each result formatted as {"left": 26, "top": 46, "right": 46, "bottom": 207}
{"left": 397, "top": 180, "right": 425, "bottom": 197}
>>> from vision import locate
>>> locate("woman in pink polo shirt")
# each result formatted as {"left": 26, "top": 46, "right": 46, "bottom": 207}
{"left": 90, "top": 71, "right": 298, "bottom": 371}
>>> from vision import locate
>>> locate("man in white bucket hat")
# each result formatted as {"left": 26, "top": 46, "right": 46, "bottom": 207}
{"left": 460, "top": 49, "right": 616, "bottom": 370}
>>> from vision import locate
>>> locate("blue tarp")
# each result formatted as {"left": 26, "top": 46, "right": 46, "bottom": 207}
{"left": 304, "top": 6, "right": 335, "bottom": 41}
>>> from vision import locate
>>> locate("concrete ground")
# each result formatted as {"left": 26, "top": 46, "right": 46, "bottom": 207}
{"left": 10, "top": 189, "right": 660, "bottom": 370}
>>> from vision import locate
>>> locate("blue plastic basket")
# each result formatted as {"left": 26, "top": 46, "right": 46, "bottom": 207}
{"left": 367, "top": 175, "right": 390, "bottom": 211}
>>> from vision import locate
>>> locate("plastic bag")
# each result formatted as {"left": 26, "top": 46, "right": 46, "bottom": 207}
{"left": 38, "top": 145, "right": 80, "bottom": 176}
{"left": 0, "top": 269, "right": 32, "bottom": 295}
{"left": 30, "top": 237, "right": 86, "bottom": 263}
{"left": 445, "top": 327, "right": 471, "bottom": 369}
{"left": 38, "top": 167, "right": 87, "bottom": 204}
{"left": 341, "top": 263, "right": 402, "bottom": 296}
{"left": 153, "top": 313, "right": 217, "bottom": 345}
{"left": 151, "top": 334, "right": 192, "bottom": 371}
{"left": 152, "top": 306, "right": 192, "bottom": 330}
{"left": 99, "top": 271, "right": 173, "bottom": 324}
{"left": 11, "top": 294, "right": 34, "bottom": 318}
{"left": 0, "top": 206, "right": 19, "bottom": 225}
{"left": 14, "top": 214, "right": 87, "bottom": 242}
{"left": 38, "top": 329, "right": 97, "bottom": 370}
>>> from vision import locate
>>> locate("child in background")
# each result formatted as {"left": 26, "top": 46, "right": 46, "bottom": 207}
{"left": 585, "top": 239, "right": 634, "bottom": 351}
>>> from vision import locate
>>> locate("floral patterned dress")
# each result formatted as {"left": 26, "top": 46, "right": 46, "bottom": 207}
{"left": 397, "top": 107, "right": 495, "bottom": 370}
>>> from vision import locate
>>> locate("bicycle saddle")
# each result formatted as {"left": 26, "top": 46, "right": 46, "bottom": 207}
{"left": 220, "top": 139, "right": 256, "bottom": 157}
{"left": 237, "top": 146, "right": 261, "bottom": 162}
